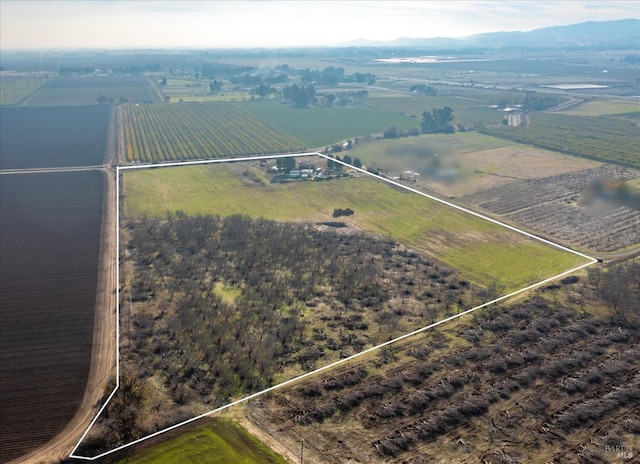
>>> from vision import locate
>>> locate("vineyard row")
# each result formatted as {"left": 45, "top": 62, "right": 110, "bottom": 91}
{"left": 122, "top": 102, "right": 307, "bottom": 162}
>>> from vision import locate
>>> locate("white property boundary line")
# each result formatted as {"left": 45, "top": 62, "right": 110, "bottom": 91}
{"left": 70, "top": 152, "right": 597, "bottom": 460}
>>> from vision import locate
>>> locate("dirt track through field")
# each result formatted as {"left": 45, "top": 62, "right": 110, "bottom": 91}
{"left": 8, "top": 109, "right": 119, "bottom": 464}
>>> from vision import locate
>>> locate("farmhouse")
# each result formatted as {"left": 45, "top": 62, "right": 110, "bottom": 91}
{"left": 285, "top": 169, "right": 314, "bottom": 179}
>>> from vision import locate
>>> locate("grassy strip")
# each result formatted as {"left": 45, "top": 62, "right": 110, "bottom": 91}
{"left": 124, "top": 164, "right": 586, "bottom": 290}
{"left": 114, "top": 418, "right": 286, "bottom": 464}
{"left": 235, "top": 100, "right": 419, "bottom": 147}
{"left": 561, "top": 100, "right": 640, "bottom": 116}
{"left": 480, "top": 112, "right": 639, "bottom": 169}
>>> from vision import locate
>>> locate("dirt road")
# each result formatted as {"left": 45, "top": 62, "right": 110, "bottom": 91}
{"left": 8, "top": 108, "right": 119, "bottom": 464}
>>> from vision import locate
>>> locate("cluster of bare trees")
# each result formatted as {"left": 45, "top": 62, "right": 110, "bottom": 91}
{"left": 99, "top": 212, "right": 472, "bottom": 448}
{"left": 588, "top": 260, "right": 640, "bottom": 326}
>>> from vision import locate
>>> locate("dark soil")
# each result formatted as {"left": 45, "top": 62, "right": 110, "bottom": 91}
{"left": 0, "top": 171, "right": 105, "bottom": 462}
{"left": 0, "top": 105, "right": 110, "bottom": 170}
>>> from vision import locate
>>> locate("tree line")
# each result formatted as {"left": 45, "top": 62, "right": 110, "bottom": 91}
{"left": 383, "top": 106, "right": 455, "bottom": 140}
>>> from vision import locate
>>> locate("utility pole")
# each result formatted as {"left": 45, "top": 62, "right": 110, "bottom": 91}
{"left": 300, "top": 439, "right": 304, "bottom": 464}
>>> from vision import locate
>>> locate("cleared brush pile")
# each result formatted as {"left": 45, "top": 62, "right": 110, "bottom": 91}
{"left": 463, "top": 165, "right": 640, "bottom": 251}
{"left": 122, "top": 102, "right": 306, "bottom": 162}
{"left": 247, "top": 292, "right": 640, "bottom": 463}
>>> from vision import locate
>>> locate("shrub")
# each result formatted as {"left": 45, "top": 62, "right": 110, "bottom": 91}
{"left": 458, "top": 397, "right": 489, "bottom": 418}
{"left": 382, "top": 375, "right": 404, "bottom": 392}
{"left": 408, "top": 345, "right": 432, "bottom": 360}
{"left": 487, "top": 358, "right": 508, "bottom": 374}
{"left": 310, "top": 401, "right": 336, "bottom": 422}
{"left": 532, "top": 318, "right": 557, "bottom": 334}
{"left": 299, "top": 384, "right": 323, "bottom": 398}
{"left": 336, "top": 390, "right": 366, "bottom": 413}
{"left": 460, "top": 327, "right": 484, "bottom": 343}
{"left": 561, "top": 377, "right": 588, "bottom": 394}
{"left": 323, "top": 368, "right": 368, "bottom": 391}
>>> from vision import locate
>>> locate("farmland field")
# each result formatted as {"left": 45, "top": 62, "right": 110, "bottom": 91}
{"left": 235, "top": 100, "right": 419, "bottom": 147}
{"left": 122, "top": 102, "right": 307, "bottom": 162}
{"left": 561, "top": 99, "right": 640, "bottom": 116}
{"left": 366, "top": 94, "right": 508, "bottom": 127}
{"left": 167, "top": 92, "right": 249, "bottom": 102}
{"left": 79, "top": 158, "right": 585, "bottom": 457}
{"left": 348, "top": 132, "right": 603, "bottom": 197}
{"left": 0, "top": 171, "right": 105, "bottom": 462}
{"left": 0, "top": 73, "right": 49, "bottom": 106}
{"left": 463, "top": 165, "right": 640, "bottom": 252}
{"left": 123, "top": 161, "right": 587, "bottom": 291}
{"left": 0, "top": 105, "right": 110, "bottom": 169}
{"left": 25, "top": 76, "right": 159, "bottom": 106}
{"left": 111, "top": 418, "right": 286, "bottom": 464}
{"left": 244, "top": 291, "right": 640, "bottom": 464}
{"left": 480, "top": 112, "right": 640, "bottom": 169}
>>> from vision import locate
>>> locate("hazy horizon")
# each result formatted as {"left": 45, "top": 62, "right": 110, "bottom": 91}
{"left": 1, "top": 0, "right": 639, "bottom": 50}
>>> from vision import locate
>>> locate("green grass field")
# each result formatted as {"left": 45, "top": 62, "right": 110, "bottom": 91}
{"left": 367, "top": 94, "right": 507, "bottom": 127}
{"left": 124, "top": 162, "right": 587, "bottom": 290}
{"left": 561, "top": 99, "right": 640, "bottom": 116}
{"left": 235, "top": 100, "right": 419, "bottom": 147}
{"left": 115, "top": 418, "right": 286, "bottom": 464}
{"left": 349, "top": 131, "right": 510, "bottom": 172}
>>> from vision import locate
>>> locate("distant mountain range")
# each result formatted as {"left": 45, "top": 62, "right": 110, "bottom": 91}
{"left": 347, "top": 19, "right": 640, "bottom": 49}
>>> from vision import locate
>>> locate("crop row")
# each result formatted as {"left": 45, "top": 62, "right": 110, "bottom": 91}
{"left": 0, "top": 172, "right": 104, "bottom": 462}
{"left": 508, "top": 202, "right": 640, "bottom": 251}
{"left": 466, "top": 165, "right": 634, "bottom": 215}
{"left": 122, "top": 102, "right": 307, "bottom": 162}
{"left": 463, "top": 166, "right": 640, "bottom": 251}
{"left": 277, "top": 294, "right": 639, "bottom": 461}
{"left": 480, "top": 112, "right": 639, "bottom": 169}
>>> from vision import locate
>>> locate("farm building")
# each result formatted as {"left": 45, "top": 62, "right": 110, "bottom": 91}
{"left": 286, "top": 169, "right": 314, "bottom": 179}
{"left": 507, "top": 112, "right": 529, "bottom": 127}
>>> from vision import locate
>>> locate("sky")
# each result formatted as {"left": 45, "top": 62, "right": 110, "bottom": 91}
{"left": 1, "top": 0, "right": 639, "bottom": 49}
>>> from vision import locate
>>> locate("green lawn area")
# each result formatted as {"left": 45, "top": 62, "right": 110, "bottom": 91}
{"left": 235, "top": 100, "right": 419, "bottom": 147}
{"left": 124, "top": 162, "right": 588, "bottom": 290}
{"left": 115, "top": 418, "right": 285, "bottom": 464}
